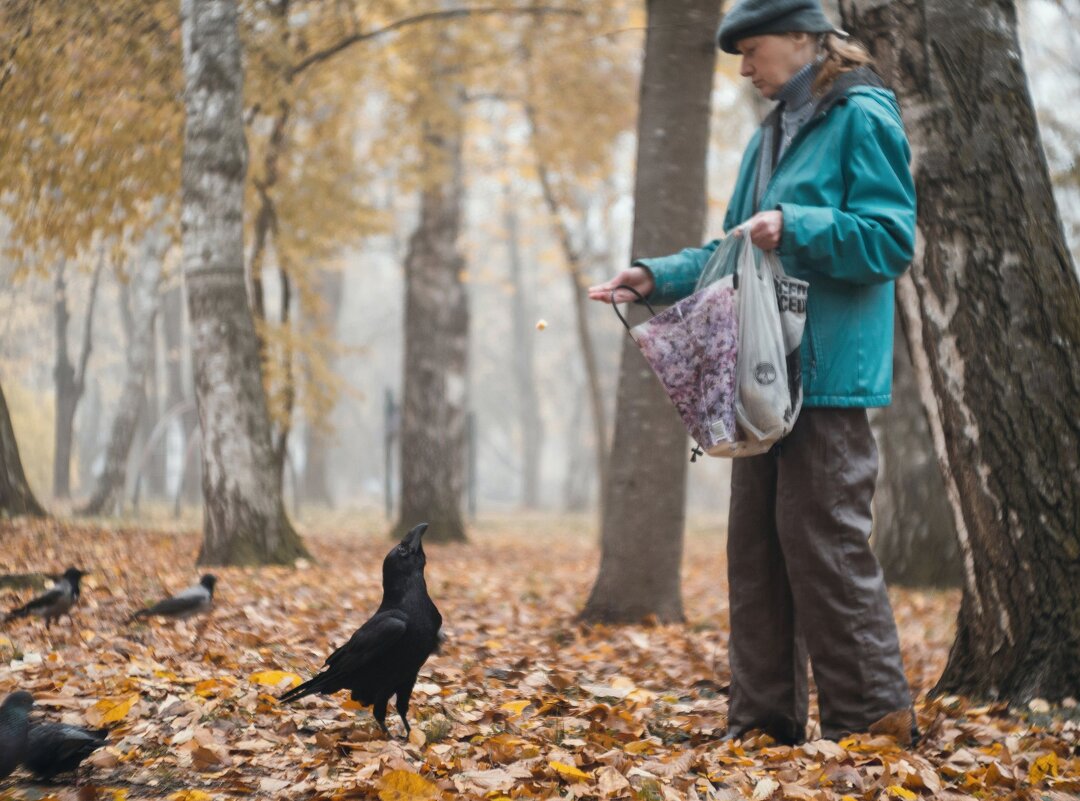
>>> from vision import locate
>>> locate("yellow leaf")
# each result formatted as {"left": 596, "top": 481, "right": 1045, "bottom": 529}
{"left": 885, "top": 786, "right": 917, "bottom": 800}
{"left": 377, "top": 769, "right": 440, "bottom": 801}
{"left": 499, "top": 700, "right": 531, "bottom": 716}
{"left": 112, "top": 791, "right": 129, "bottom": 801}
{"left": 343, "top": 699, "right": 367, "bottom": 711}
{"left": 840, "top": 796, "right": 858, "bottom": 801}
{"left": 169, "top": 792, "right": 212, "bottom": 801}
{"left": 1029, "top": 752, "right": 1059, "bottom": 784}
{"left": 550, "top": 761, "right": 592, "bottom": 782}
{"left": 249, "top": 670, "right": 302, "bottom": 689}
{"left": 194, "top": 679, "right": 225, "bottom": 697}
{"left": 93, "top": 694, "right": 139, "bottom": 725}
{"left": 624, "top": 740, "right": 654, "bottom": 755}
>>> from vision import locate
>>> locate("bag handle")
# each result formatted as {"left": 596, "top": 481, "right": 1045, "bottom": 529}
{"left": 610, "top": 284, "right": 657, "bottom": 334}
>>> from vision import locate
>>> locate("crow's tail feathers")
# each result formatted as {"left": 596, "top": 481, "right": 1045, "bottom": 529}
{"left": 5, "top": 605, "right": 30, "bottom": 622}
{"left": 278, "top": 673, "right": 330, "bottom": 705}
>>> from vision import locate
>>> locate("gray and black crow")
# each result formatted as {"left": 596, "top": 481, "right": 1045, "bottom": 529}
{"left": 4, "top": 568, "right": 86, "bottom": 628}
{"left": 279, "top": 523, "right": 442, "bottom": 738}
{"left": 23, "top": 721, "right": 108, "bottom": 780}
{"left": 127, "top": 574, "right": 217, "bottom": 622}
{"left": 0, "top": 691, "right": 33, "bottom": 779}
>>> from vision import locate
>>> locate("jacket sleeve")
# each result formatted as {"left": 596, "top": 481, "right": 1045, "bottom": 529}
{"left": 776, "top": 104, "right": 916, "bottom": 285}
{"left": 634, "top": 240, "right": 721, "bottom": 305}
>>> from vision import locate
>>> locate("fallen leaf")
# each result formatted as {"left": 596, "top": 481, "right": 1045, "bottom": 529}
{"left": 378, "top": 769, "right": 440, "bottom": 801}
{"left": 550, "top": 761, "right": 592, "bottom": 782}
{"left": 248, "top": 670, "right": 302, "bottom": 689}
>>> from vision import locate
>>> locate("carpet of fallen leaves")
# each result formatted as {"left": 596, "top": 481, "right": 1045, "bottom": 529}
{"left": 0, "top": 513, "right": 1077, "bottom": 801}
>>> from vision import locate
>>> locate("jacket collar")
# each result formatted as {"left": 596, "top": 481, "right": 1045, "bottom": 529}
{"left": 760, "top": 66, "right": 886, "bottom": 132}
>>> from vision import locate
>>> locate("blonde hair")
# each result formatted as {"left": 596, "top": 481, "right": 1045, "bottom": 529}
{"left": 812, "top": 32, "right": 875, "bottom": 94}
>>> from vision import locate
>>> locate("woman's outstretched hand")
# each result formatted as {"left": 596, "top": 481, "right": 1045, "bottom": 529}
{"left": 587, "top": 266, "right": 655, "bottom": 304}
{"left": 734, "top": 210, "right": 784, "bottom": 251}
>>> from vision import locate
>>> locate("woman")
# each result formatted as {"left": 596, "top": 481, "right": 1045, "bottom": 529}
{"left": 588, "top": 0, "right": 917, "bottom": 745}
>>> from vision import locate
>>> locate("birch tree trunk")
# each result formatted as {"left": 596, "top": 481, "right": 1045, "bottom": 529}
{"left": 870, "top": 312, "right": 962, "bottom": 588}
{"left": 841, "top": 0, "right": 1080, "bottom": 701}
{"left": 181, "top": 0, "right": 309, "bottom": 565}
{"left": 0, "top": 380, "right": 46, "bottom": 518}
{"left": 581, "top": 0, "right": 720, "bottom": 623}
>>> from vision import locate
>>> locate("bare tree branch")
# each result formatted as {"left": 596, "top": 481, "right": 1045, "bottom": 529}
{"left": 290, "top": 5, "right": 581, "bottom": 77}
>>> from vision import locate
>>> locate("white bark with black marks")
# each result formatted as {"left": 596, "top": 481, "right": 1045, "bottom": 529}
{"left": 842, "top": 0, "right": 1080, "bottom": 700}
{"left": 181, "top": 0, "right": 308, "bottom": 564}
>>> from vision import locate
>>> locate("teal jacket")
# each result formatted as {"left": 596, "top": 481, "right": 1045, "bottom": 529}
{"left": 638, "top": 68, "right": 916, "bottom": 408}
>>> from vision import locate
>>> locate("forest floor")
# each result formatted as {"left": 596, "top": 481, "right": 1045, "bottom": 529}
{"left": 0, "top": 513, "right": 1076, "bottom": 801}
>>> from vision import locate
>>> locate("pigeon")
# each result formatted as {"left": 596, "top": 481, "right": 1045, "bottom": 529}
{"left": 128, "top": 574, "right": 217, "bottom": 622}
{"left": 5, "top": 568, "right": 86, "bottom": 628}
{"left": 279, "top": 523, "right": 442, "bottom": 738}
{"left": 23, "top": 721, "right": 108, "bottom": 780}
{"left": 0, "top": 691, "right": 33, "bottom": 779}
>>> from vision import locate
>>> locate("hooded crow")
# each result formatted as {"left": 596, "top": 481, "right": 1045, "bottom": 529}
{"left": 4, "top": 568, "right": 86, "bottom": 628}
{"left": 128, "top": 574, "right": 217, "bottom": 622}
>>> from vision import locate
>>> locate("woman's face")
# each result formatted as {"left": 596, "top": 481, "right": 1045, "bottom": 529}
{"left": 737, "top": 34, "right": 818, "bottom": 99}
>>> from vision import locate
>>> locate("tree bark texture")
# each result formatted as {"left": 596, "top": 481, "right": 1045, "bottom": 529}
{"left": 841, "top": 0, "right": 1080, "bottom": 701}
{"left": 391, "top": 37, "right": 470, "bottom": 544}
{"left": 871, "top": 311, "right": 962, "bottom": 588}
{"left": 181, "top": 0, "right": 308, "bottom": 565}
{"left": 581, "top": 0, "right": 720, "bottom": 623}
{"left": 80, "top": 226, "right": 167, "bottom": 516}
{"left": 0, "top": 380, "right": 46, "bottom": 518}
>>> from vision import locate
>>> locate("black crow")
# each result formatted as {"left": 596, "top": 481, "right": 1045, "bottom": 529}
{"left": 23, "top": 722, "right": 108, "bottom": 780}
{"left": 0, "top": 691, "right": 33, "bottom": 779}
{"left": 128, "top": 574, "right": 217, "bottom": 622}
{"left": 279, "top": 523, "right": 442, "bottom": 738}
{"left": 4, "top": 568, "right": 86, "bottom": 628}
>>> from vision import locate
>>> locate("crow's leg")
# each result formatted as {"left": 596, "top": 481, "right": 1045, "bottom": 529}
{"left": 372, "top": 695, "right": 393, "bottom": 739}
{"left": 395, "top": 681, "right": 416, "bottom": 738}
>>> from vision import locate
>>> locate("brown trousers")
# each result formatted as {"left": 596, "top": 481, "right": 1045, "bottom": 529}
{"left": 726, "top": 407, "right": 912, "bottom": 743}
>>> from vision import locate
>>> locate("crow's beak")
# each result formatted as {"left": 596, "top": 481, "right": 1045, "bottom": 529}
{"left": 403, "top": 523, "right": 429, "bottom": 553}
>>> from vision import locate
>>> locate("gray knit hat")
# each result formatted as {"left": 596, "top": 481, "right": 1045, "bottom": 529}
{"left": 717, "top": 0, "right": 838, "bottom": 55}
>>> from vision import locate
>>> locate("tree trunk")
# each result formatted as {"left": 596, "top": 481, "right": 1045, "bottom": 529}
{"left": 391, "top": 45, "right": 469, "bottom": 544}
{"left": 80, "top": 227, "right": 167, "bottom": 516}
{"left": 0, "top": 380, "right": 46, "bottom": 518}
{"left": 871, "top": 311, "right": 962, "bottom": 588}
{"left": 504, "top": 185, "right": 543, "bottom": 509}
{"left": 580, "top": 0, "right": 720, "bottom": 623}
{"left": 181, "top": 0, "right": 309, "bottom": 565}
{"left": 53, "top": 256, "right": 102, "bottom": 500}
{"left": 841, "top": 0, "right": 1080, "bottom": 701}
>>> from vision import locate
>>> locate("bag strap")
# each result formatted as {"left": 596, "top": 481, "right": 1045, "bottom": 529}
{"left": 610, "top": 284, "right": 657, "bottom": 334}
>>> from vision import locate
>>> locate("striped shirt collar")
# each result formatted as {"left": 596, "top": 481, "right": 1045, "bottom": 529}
{"left": 775, "top": 62, "right": 818, "bottom": 110}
